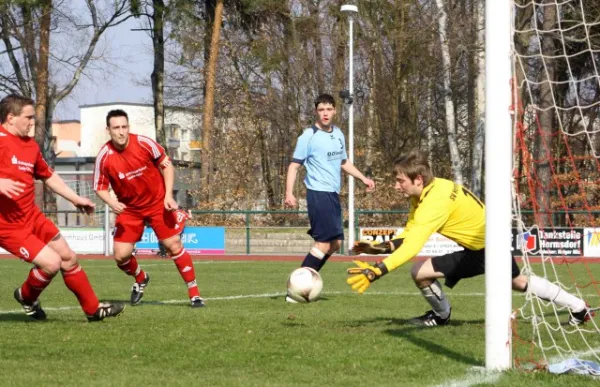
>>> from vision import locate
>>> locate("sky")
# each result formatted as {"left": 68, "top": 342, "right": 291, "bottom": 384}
{"left": 53, "top": 16, "right": 154, "bottom": 121}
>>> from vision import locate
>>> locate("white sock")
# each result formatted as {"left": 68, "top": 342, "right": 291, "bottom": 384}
{"left": 420, "top": 280, "right": 451, "bottom": 319}
{"left": 528, "top": 275, "right": 586, "bottom": 312}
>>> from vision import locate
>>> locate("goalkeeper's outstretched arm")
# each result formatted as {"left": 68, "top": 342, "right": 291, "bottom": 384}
{"left": 350, "top": 238, "right": 403, "bottom": 255}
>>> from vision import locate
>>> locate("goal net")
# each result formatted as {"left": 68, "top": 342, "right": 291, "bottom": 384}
{"left": 36, "top": 171, "right": 105, "bottom": 227}
{"left": 511, "top": 0, "right": 600, "bottom": 371}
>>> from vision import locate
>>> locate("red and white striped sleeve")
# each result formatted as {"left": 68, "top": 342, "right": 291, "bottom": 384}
{"left": 93, "top": 145, "right": 111, "bottom": 191}
{"left": 138, "top": 135, "right": 167, "bottom": 165}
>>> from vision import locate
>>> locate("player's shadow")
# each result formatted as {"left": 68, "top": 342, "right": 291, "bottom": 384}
{"left": 0, "top": 313, "right": 45, "bottom": 323}
{"left": 99, "top": 299, "right": 192, "bottom": 308}
{"left": 131, "top": 300, "right": 190, "bottom": 307}
{"left": 346, "top": 316, "right": 485, "bottom": 328}
{"left": 269, "top": 296, "right": 332, "bottom": 302}
{"left": 345, "top": 316, "right": 484, "bottom": 367}
{"left": 101, "top": 299, "right": 133, "bottom": 306}
{"left": 384, "top": 325, "right": 482, "bottom": 366}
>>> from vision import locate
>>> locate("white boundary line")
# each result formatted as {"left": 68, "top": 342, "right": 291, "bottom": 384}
{"left": 436, "top": 367, "right": 501, "bottom": 387}
{"left": 1, "top": 290, "right": 598, "bottom": 315}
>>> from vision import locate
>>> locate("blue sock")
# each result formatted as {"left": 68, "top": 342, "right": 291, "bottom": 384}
{"left": 301, "top": 253, "right": 321, "bottom": 271}
{"left": 316, "top": 254, "right": 332, "bottom": 271}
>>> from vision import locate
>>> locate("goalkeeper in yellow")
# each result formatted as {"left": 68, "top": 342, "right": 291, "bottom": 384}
{"left": 347, "top": 150, "right": 593, "bottom": 327}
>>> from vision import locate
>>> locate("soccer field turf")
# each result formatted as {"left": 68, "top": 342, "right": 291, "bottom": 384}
{"left": 0, "top": 259, "right": 597, "bottom": 386}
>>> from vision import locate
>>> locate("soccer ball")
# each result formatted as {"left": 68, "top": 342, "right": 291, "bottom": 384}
{"left": 286, "top": 267, "right": 323, "bottom": 303}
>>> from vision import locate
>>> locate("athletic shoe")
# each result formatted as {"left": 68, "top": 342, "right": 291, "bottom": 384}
{"left": 87, "top": 302, "right": 125, "bottom": 322}
{"left": 285, "top": 295, "right": 299, "bottom": 304}
{"left": 13, "top": 288, "right": 47, "bottom": 321}
{"left": 190, "top": 296, "right": 205, "bottom": 308}
{"left": 408, "top": 309, "right": 451, "bottom": 327}
{"left": 131, "top": 274, "right": 150, "bottom": 305}
{"left": 568, "top": 304, "right": 595, "bottom": 326}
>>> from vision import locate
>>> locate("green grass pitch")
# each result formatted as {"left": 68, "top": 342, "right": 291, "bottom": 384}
{"left": 0, "top": 259, "right": 597, "bottom": 386}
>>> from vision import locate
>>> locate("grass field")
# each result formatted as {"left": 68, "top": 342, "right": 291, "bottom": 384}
{"left": 0, "top": 259, "right": 598, "bottom": 386}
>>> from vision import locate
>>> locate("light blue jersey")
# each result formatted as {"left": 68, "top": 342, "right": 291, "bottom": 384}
{"left": 292, "top": 125, "right": 348, "bottom": 193}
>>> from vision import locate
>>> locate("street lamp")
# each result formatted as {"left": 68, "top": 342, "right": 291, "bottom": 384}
{"left": 341, "top": 4, "right": 358, "bottom": 252}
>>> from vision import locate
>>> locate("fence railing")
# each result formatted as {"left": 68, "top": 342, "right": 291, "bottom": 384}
{"left": 44, "top": 208, "right": 600, "bottom": 255}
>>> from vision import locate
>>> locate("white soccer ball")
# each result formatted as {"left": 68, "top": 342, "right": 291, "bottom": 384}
{"left": 286, "top": 267, "right": 323, "bottom": 303}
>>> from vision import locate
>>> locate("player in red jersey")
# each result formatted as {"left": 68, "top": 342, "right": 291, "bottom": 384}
{"left": 0, "top": 94, "right": 125, "bottom": 321}
{"left": 93, "top": 109, "right": 204, "bottom": 307}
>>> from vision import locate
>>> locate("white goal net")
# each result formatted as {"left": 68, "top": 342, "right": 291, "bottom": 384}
{"left": 511, "top": 0, "right": 600, "bottom": 372}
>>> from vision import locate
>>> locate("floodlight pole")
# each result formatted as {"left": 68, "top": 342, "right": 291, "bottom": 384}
{"left": 485, "top": 0, "right": 513, "bottom": 370}
{"left": 341, "top": 4, "right": 358, "bottom": 252}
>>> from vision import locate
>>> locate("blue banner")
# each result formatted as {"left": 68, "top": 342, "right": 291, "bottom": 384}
{"left": 135, "top": 227, "right": 225, "bottom": 255}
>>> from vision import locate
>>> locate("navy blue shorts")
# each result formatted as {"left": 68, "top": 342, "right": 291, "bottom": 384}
{"left": 306, "top": 189, "right": 344, "bottom": 242}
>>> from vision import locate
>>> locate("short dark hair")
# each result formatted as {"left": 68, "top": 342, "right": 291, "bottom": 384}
{"left": 106, "top": 109, "right": 129, "bottom": 127}
{"left": 393, "top": 150, "right": 434, "bottom": 187}
{"left": 0, "top": 94, "right": 34, "bottom": 124}
{"left": 314, "top": 93, "right": 336, "bottom": 109}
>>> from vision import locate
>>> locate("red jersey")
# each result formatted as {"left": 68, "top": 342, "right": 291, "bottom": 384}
{"left": 0, "top": 124, "right": 54, "bottom": 228}
{"left": 93, "top": 134, "right": 168, "bottom": 210}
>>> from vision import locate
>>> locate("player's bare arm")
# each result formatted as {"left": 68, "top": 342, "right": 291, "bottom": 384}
{"left": 95, "top": 189, "right": 126, "bottom": 214}
{"left": 0, "top": 178, "right": 25, "bottom": 198}
{"left": 341, "top": 160, "right": 375, "bottom": 191}
{"left": 284, "top": 162, "right": 301, "bottom": 207}
{"left": 43, "top": 173, "right": 96, "bottom": 214}
{"left": 158, "top": 158, "right": 178, "bottom": 211}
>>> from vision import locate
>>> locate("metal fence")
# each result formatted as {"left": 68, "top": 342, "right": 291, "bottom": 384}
{"left": 44, "top": 207, "right": 599, "bottom": 255}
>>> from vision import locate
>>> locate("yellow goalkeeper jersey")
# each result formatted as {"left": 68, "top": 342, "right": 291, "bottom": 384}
{"left": 382, "top": 177, "right": 485, "bottom": 272}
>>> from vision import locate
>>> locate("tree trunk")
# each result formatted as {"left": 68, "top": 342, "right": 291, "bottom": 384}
{"left": 151, "top": 0, "right": 166, "bottom": 148}
{"left": 426, "top": 78, "right": 434, "bottom": 166}
{"left": 34, "top": 0, "right": 51, "bottom": 148}
{"left": 201, "top": 0, "right": 223, "bottom": 203}
{"left": 535, "top": 1, "right": 557, "bottom": 227}
{"left": 21, "top": 3, "right": 38, "bottom": 88}
{"left": 42, "top": 96, "right": 58, "bottom": 219}
{"left": 470, "top": 0, "right": 485, "bottom": 197}
{"left": 309, "top": 0, "right": 324, "bottom": 92}
{"left": 258, "top": 122, "right": 277, "bottom": 209}
{"left": 333, "top": 2, "right": 346, "bottom": 103}
{"left": 34, "top": 0, "right": 56, "bottom": 219}
{"left": 435, "top": 0, "right": 463, "bottom": 184}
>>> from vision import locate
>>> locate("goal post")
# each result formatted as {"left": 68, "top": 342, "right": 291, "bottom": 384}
{"left": 485, "top": 0, "right": 514, "bottom": 370}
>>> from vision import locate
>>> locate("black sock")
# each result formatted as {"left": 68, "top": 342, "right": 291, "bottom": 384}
{"left": 316, "top": 254, "right": 332, "bottom": 271}
{"left": 301, "top": 253, "right": 321, "bottom": 271}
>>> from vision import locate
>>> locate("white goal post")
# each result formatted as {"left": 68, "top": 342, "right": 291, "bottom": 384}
{"left": 485, "top": 1, "right": 513, "bottom": 370}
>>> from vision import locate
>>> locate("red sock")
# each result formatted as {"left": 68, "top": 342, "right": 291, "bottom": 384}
{"left": 21, "top": 267, "right": 54, "bottom": 303}
{"left": 117, "top": 256, "right": 146, "bottom": 283}
{"left": 171, "top": 249, "right": 200, "bottom": 299}
{"left": 62, "top": 264, "right": 99, "bottom": 316}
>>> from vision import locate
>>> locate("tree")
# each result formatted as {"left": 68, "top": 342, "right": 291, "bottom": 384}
{"left": 130, "top": 0, "right": 167, "bottom": 148}
{"left": 0, "top": 0, "right": 132, "bottom": 213}
{"left": 200, "top": 0, "right": 224, "bottom": 203}
{"left": 435, "top": 0, "right": 463, "bottom": 185}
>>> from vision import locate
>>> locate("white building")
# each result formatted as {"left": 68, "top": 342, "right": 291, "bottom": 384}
{"left": 79, "top": 102, "right": 202, "bottom": 161}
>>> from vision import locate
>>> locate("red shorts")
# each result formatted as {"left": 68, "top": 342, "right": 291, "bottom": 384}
{"left": 113, "top": 203, "right": 188, "bottom": 244}
{"left": 0, "top": 208, "right": 60, "bottom": 262}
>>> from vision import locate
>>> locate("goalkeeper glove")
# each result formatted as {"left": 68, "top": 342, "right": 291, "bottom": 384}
{"left": 346, "top": 260, "right": 389, "bottom": 294}
{"left": 349, "top": 239, "right": 402, "bottom": 255}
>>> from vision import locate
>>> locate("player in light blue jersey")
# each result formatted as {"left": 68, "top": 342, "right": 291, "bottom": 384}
{"left": 285, "top": 94, "right": 375, "bottom": 302}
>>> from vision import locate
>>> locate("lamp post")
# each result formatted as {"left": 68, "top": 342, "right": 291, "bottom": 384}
{"left": 341, "top": 4, "right": 358, "bottom": 252}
